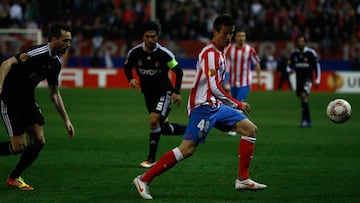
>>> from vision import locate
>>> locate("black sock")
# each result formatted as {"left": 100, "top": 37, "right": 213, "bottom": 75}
{"left": 9, "top": 144, "right": 43, "bottom": 179}
{"left": 161, "top": 122, "right": 186, "bottom": 135}
{"left": 147, "top": 128, "right": 161, "bottom": 162}
{"left": 301, "top": 101, "right": 311, "bottom": 121}
{"left": 0, "top": 141, "right": 13, "bottom": 156}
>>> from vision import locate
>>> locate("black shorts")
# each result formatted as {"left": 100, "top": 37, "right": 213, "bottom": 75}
{"left": 0, "top": 100, "right": 44, "bottom": 137}
{"left": 296, "top": 77, "right": 312, "bottom": 97}
{"left": 143, "top": 91, "right": 172, "bottom": 119}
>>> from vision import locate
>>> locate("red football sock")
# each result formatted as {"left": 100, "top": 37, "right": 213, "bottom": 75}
{"left": 238, "top": 137, "right": 255, "bottom": 180}
{"left": 141, "top": 150, "right": 178, "bottom": 183}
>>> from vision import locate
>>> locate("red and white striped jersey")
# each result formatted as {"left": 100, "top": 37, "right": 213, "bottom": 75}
{"left": 224, "top": 43, "right": 260, "bottom": 87}
{"left": 187, "top": 42, "right": 242, "bottom": 115}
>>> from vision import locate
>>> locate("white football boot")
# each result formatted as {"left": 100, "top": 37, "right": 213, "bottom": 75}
{"left": 235, "top": 178, "right": 267, "bottom": 191}
{"left": 133, "top": 175, "right": 153, "bottom": 199}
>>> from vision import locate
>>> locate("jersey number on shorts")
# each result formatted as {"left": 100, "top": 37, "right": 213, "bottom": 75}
{"left": 197, "top": 119, "right": 209, "bottom": 139}
{"left": 156, "top": 102, "right": 164, "bottom": 111}
{"left": 197, "top": 119, "right": 209, "bottom": 132}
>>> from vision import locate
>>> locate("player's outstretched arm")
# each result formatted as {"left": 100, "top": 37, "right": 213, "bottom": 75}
{"left": 0, "top": 56, "right": 17, "bottom": 93}
{"left": 48, "top": 85, "right": 75, "bottom": 139}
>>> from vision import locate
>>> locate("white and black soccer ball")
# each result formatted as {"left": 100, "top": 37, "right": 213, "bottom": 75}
{"left": 326, "top": 99, "right": 352, "bottom": 124}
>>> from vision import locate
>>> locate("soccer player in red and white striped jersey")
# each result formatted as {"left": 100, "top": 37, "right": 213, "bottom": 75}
{"left": 133, "top": 14, "right": 266, "bottom": 200}
{"left": 186, "top": 41, "right": 241, "bottom": 115}
{"left": 224, "top": 27, "right": 261, "bottom": 102}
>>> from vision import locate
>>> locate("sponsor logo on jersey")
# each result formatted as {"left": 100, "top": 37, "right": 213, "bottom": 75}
{"left": 295, "top": 62, "right": 310, "bottom": 68}
{"left": 138, "top": 68, "right": 162, "bottom": 76}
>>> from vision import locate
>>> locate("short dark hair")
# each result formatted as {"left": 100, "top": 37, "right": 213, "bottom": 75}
{"left": 213, "top": 14, "right": 234, "bottom": 32}
{"left": 295, "top": 35, "right": 305, "bottom": 42}
{"left": 235, "top": 24, "right": 246, "bottom": 33}
{"left": 141, "top": 21, "right": 160, "bottom": 36}
{"left": 47, "top": 21, "right": 71, "bottom": 41}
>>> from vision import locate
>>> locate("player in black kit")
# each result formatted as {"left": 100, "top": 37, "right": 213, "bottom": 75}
{"left": 288, "top": 35, "right": 321, "bottom": 127}
{"left": 124, "top": 21, "right": 186, "bottom": 168}
{"left": 0, "top": 22, "right": 75, "bottom": 190}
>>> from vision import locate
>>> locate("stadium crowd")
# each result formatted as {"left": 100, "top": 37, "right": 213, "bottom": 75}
{"left": 0, "top": 0, "right": 360, "bottom": 55}
{"left": 1, "top": 0, "right": 360, "bottom": 39}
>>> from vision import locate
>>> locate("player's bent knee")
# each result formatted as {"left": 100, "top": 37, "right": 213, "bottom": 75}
{"left": 149, "top": 118, "right": 160, "bottom": 129}
{"left": 235, "top": 120, "right": 258, "bottom": 137}
{"left": 34, "top": 138, "right": 46, "bottom": 145}
{"left": 249, "top": 126, "right": 258, "bottom": 138}
{"left": 182, "top": 150, "right": 194, "bottom": 158}
{"left": 178, "top": 147, "right": 194, "bottom": 158}
{"left": 178, "top": 143, "right": 197, "bottom": 158}
{"left": 11, "top": 143, "right": 27, "bottom": 154}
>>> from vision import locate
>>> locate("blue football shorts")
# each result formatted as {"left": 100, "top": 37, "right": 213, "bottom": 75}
{"left": 183, "top": 104, "right": 247, "bottom": 143}
{"left": 231, "top": 85, "right": 250, "bottom": 102}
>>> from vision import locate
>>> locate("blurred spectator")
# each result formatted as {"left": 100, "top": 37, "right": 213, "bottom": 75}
{"left": 104, "top": 47, "right": 114, "bottom": 68}
{"left": 264, "top": 55, "right": 278, "bottom": 72}
{"left": 277, "top": 51, "right": 292, "bottom": 90}
{"left": 9, "top": 0, "right": 22, "bottom": 27}
{"left": 0, "top": 0, "right": 359, "bottom": 59}
{"left": 321, "top": 25, "right": 331, "bottom": 54}
{"left": 123, "top": 1, "right": 139, "bottom": 52}
{"left": 91, "top": 30, "right": 104, "bottom": 67}
{"left": 0, "top": 0, "right": 10, "bottom": 28}
{"left": 251, "top": 0, "right": 262, "bottom": 16}
{"left": 24, "top": 0, "right": 39, "bottom": 23}
{"left": 352, "top": 52, "right": 360, "bottom": 71}
{"left": 90, "top": 48, "right": 102, "bottom": 67}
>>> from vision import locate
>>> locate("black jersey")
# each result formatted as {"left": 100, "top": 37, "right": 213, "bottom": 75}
{"left": 1, "top": 43, "right": 61, "bottom": 104}
{"left": 124, "top": 42, "right": 182, "bottom": 95}
{"left": 288, "top": 46, "right": 321, "bottom": 84}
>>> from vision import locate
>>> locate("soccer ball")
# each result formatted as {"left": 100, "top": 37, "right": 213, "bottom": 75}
{"left": 326, "top": 99, "right": 351, "bottom": 123}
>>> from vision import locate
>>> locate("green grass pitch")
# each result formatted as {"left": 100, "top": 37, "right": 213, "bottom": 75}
{"left": 0, "top": 88, "right": 359, "bottom": 202}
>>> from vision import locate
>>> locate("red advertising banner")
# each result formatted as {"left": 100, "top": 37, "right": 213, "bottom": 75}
{"left": 60, "top": 68, "right": 130, "bottom": 88}
{"left": 48, "top": 68, "right": 360, "bottom": 93}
